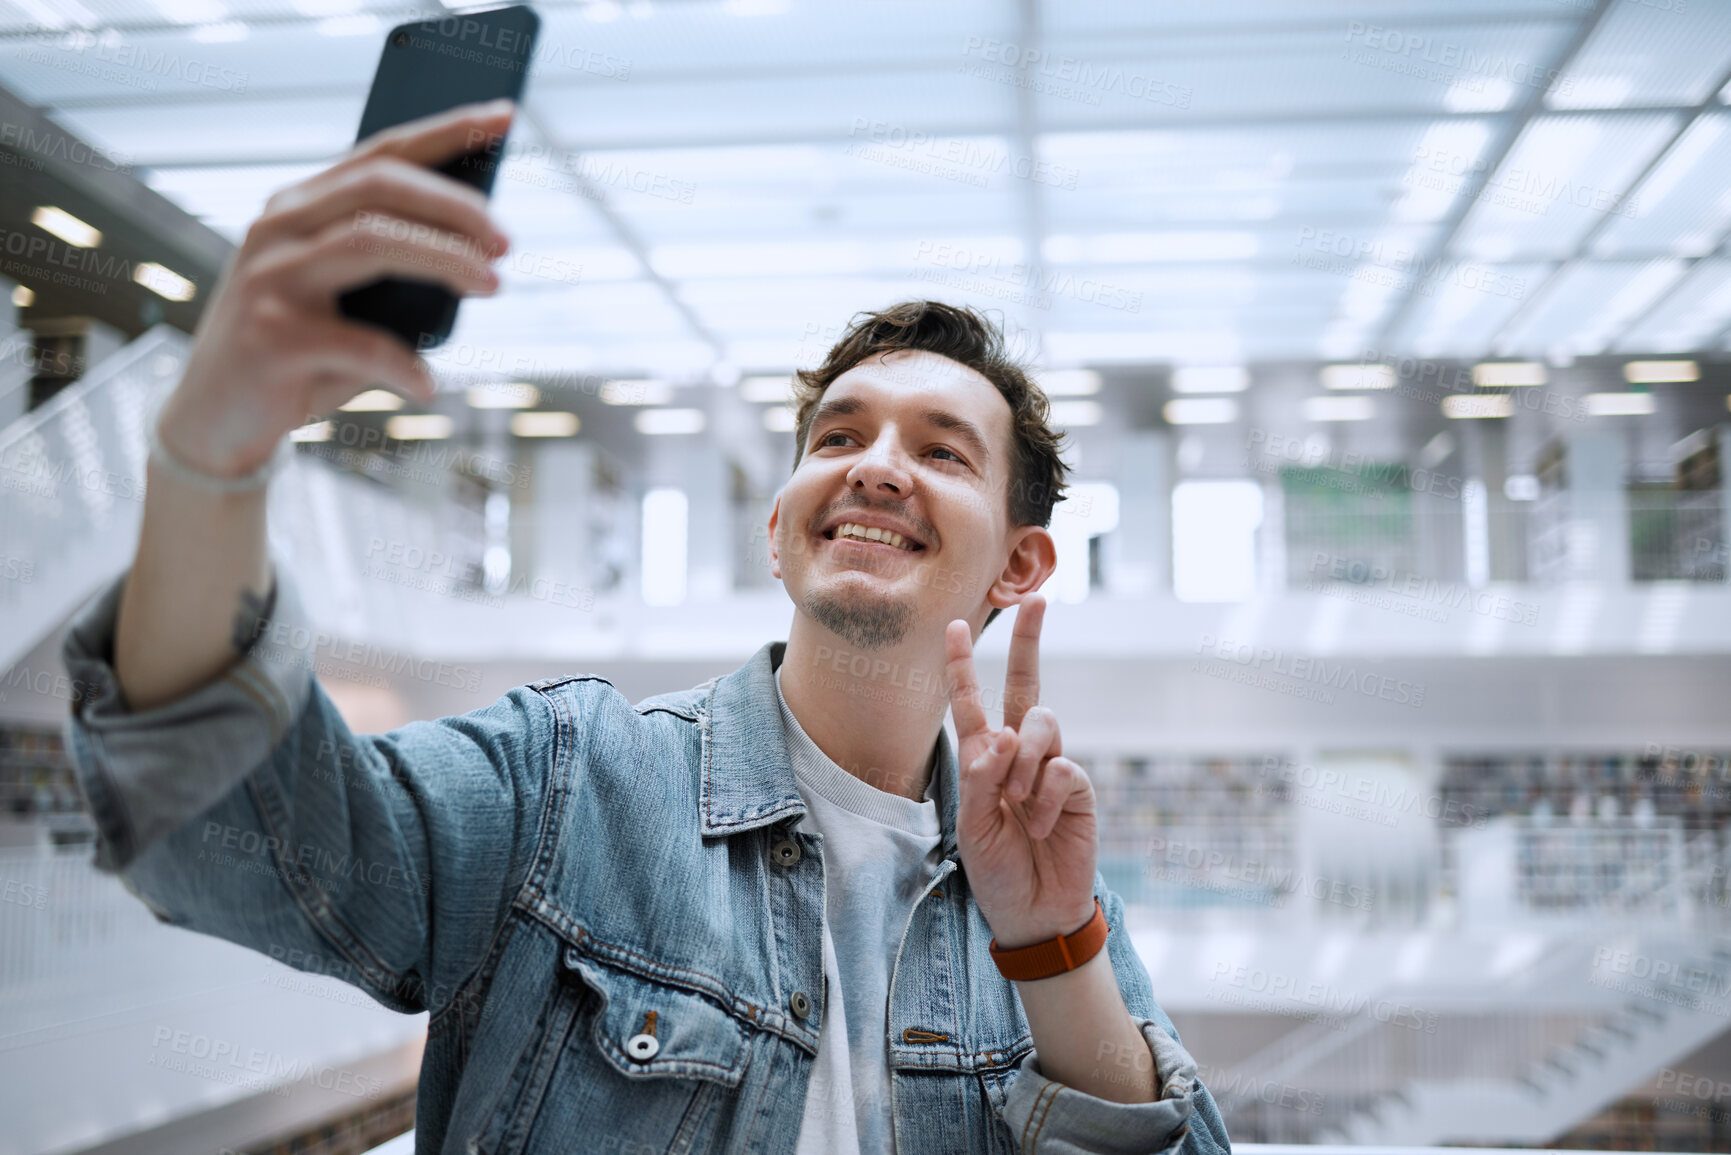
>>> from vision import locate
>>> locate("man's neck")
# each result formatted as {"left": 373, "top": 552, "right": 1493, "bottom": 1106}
{"left": 779, "top": 611, "right": 952, "bottom": 802}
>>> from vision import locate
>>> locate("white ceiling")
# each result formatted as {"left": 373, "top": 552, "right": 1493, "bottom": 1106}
{"left": 4, "top": 0, "right": 1731, "bottom": 380}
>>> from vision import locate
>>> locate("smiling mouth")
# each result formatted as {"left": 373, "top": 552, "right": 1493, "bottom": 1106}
{"left": 823, "top": 521, "right": 923, "bottom": 552}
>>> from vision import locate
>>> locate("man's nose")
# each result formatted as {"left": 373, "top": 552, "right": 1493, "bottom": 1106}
{"left": 848, "top": 438, "right": 912, "bottom": 494}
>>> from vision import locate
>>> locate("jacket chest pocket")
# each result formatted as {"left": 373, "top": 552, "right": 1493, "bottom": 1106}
{"left": 480, "top": 941, "right": 751, "bottom": 1155}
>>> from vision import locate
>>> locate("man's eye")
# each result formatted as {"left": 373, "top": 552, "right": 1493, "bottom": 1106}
{"left": 819, "top": 432, "right": 852, "bottom": 448}
{"left": 930, "top": 446, "right": 963, "bottom": 463}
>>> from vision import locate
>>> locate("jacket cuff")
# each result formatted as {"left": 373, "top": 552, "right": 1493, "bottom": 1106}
{"left": 60, "top": 561, "right": 314, "bottom": 872}
{"left": 1001, "top": 1017, "right": 1198, "bottom": 1154}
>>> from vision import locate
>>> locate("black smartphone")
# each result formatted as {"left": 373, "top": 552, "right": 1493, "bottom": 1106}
{"left": 337, "top": 5, "right": 541, "bottom": 350}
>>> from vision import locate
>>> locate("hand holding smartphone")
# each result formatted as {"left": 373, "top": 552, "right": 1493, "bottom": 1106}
{"left": 338, "top": 5, "right": 542, "bottom": 350}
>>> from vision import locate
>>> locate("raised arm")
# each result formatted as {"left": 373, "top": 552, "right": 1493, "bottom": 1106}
{"left": 115, "top": 100, "right": 514, "bottom": 711}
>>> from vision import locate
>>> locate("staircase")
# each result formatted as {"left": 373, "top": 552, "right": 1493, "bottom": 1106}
{"left": 1213, "top": 833, "right": 1731, "bottom": 1146}
{"left": 1331, "top": 939, "right": 1731, "bottom": 1145}
{"left": 0, "top": 326, "right": 188, "bottom": 672}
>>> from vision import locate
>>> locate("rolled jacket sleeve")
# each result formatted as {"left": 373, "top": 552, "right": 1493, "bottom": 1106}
{"left": 61, "top": 560, "right": 315, "bottom": 872}
{"left": 1000, "top": 1016, "right": 1212, "bottom": 1155}
{"left": 57, "top": 557, "right": 563, "bottom": 1020}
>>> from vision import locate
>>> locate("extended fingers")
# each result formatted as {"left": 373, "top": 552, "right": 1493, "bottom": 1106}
{"left": 1002, "top": 594, "right": 1046, "bottom": 731}
{"left": 944, "top": 619, "right": 991, "bottom": 741}
{"left": 1004, "top": 706, "right": 1060, "bottom": 803}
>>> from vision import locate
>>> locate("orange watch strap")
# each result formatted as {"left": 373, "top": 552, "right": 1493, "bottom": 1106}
{"left": 988, "top": 899, "right": 1108, "bottom": 982}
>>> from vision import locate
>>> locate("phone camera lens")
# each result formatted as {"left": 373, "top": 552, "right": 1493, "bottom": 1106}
{"left": 391, "top": 30, "right": 409, "bottom": 48}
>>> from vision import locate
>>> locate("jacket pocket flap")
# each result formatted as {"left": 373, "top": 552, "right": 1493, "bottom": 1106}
{"left": 561, "top": 947, "right": 749, "bottom": 1087}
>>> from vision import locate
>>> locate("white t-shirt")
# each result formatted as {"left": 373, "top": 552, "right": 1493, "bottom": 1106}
{"left": 776, "top": 667, "right": 945, "bottom": 1155}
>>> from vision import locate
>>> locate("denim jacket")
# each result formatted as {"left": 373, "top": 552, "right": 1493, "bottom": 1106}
{"left": 61, "top": 563, "right": 1231, "bottom": 1155}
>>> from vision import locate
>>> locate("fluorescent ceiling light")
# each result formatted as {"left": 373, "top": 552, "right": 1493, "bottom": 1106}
{"left": 467, "top": 382, "right": 540, "bottom": 409}
{"left": 10, "top": 285, "right": 33, "bottom": 308}
{"left": 602, "top": 379, "right": 673, "bottom": 406}
{"left": 1444, "top": 78, "right": 1514, "bottom": 113}
{"left": 1171, "top": 366, "right": 1248, "bottom": 393}
{"left": 1549, "top": 75, "right": 1632, "bottom": 111}
{"left": 317, "top": 13, "right": 378, "bottom": 35}
{"left": 511, "top": 411, "right": 580, "bottom": 437}
{"left": 1048, "top": 400, "right": 1102, "bottom": 426}
{"left": 1513, "top": 118, "right": 1602, "bottom": 191}
{"left": 32, "top": 206, "right": 100, "bottom": 248}
{"left": 339, "top": 389, "right": 404, "bottom": 412}
{"left": 1304, "top": 395, "right": 1374, "bottom": 421}
{"left": 1585, "top": 392, "right": 1656, "bottom": 416}
{"left": 1504, "top": 475, "right": 1540, "bottom": 501}
{"left": 1163, "top": 398, "right": 1238, "bottom": 425}
{"left": 1442, "top": 394, "right": 1513, "bottom": 419}
{"left": 1037, "top": 369, "right": 1102, "bottom": 396}
{"left": 289, "top": 421, "right": 332, "bottom": 442}
{"left": 740, "top": 375, "right": 794, "bottom": 402}
{"left": 386, "top": 414, "right": 454, "bottom": 439}
{"left": 134, "top": 262, "right": 197, "bottom": 302}
{"left": 1320, "top": 364, "right": 1394, "bottom": 390}
{"left": 153, "top": 0, "right": 226, "bottom": 22}
{"left": 191, "top": 20, "right": 247, "bottom": 41}
{"left": 763, "top": 407, "right": 797, "bottom": 432}
{"left": 1472, "top": 361, "right": 1547, "bottom": 387}
{"left": 651, "top": 241, "right": 871, "bottom": 278}
{"left": 10, "top": 0, "right": 98, "bottom": 28}
{"left": 636, "top": 408, "right": 706, "bottom": 435}
{"left": 1043, "top": 231, "right": 1258, "bottom": 263}
{"left": 1623, "top": 360, "right": 1697, "bottom": 383}
{"left": 584, "top": 1, "right": 623, "bottom": 22}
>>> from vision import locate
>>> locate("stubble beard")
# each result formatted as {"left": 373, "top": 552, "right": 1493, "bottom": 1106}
{"left": 803, "top": 584, "right": 916, "bottom": 650}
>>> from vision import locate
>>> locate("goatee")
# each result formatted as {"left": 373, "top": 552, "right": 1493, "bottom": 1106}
{"left": 804, "top": 588, "right": 914, "bottom": 649}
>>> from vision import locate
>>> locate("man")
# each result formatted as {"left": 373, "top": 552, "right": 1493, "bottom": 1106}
{"left": 62, "top": 101, "right": 1230, "bottom": 1154}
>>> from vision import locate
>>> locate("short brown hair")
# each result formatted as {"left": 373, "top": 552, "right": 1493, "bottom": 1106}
{"left": 790, "top": 301, "right": 1069, "bottom": 625}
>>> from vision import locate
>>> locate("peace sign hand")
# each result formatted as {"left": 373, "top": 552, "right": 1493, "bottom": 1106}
{"left": 945, "top": 595, "right": 1099, "bottom": 952}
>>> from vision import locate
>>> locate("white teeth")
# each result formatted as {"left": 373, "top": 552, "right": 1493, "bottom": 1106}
{"left": 834, "top": 522, "right": 915, "bottom": 550}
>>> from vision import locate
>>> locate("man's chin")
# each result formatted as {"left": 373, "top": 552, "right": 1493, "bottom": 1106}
{"left": 801, "top": 582, "right": 918, "bottom": 651}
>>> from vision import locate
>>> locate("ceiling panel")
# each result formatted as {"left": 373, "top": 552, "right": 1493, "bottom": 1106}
{"left": 1548, "top": 0, "right": 1731, "bottom": 109}
{"left": 1495, "top": 257, "right": 1687, "bottom": 357}
{"left": 1451, "top": 112, "right": 1682, "bottom": 262}
{"left": 2, "top": 0, "right": 1721, "bottom": 380}
{"left": 1614, "top": 257, "right": 1731, "bottom": 353}
{"left": 1593, "top": 111, "right": 1731, "bottom": 258}
{"left": 1386, "top": 260, "right": 1549, "bottom": 358}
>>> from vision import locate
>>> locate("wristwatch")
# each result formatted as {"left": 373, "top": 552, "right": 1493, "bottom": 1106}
{"left": 988, "top": 899, "right": 1108, "bottom": 982}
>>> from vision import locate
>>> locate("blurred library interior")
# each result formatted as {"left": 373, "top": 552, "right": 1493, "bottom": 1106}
{"left": 3, "top": 0, "right": 1731, "bottom": 1153}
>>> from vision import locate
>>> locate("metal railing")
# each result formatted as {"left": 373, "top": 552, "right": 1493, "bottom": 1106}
{"left": 0, "top": 846, "right": 163, "bottom": 989}
{"left": 0, "top": 326, "right": 186, "bottom": 671}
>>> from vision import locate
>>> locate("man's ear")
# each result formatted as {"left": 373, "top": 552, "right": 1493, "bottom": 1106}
{"left": 766, "top": 495, "right": 782, "bottom": 581}
{"left": 985, "top": 525, "right": 1056, "bottom": 611}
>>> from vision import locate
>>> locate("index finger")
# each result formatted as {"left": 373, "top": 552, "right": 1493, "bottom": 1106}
{"left": 944, "top": 619, "right": 992, "bottom": 740}
{"left": 354, "top": 99, "right": 517, "bottom": 170}
{"left": 1002, "top": 594, "right": 1045, "bottom": 731}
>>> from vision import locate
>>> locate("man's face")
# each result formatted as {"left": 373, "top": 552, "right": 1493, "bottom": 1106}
{"left": 768, "top": 349, "right": 1039, "bottom": 649}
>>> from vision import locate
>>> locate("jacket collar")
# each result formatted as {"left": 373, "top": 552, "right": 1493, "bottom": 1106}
{"left": 699, "top": 640, "right": 961, "bottom": 860}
